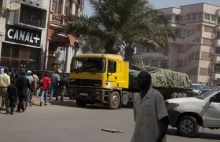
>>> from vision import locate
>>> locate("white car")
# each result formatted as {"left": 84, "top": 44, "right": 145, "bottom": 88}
{"left": 192, "top": 83, "right": 205, "bottom": 95}
{"left": 166, "top": 87, "right": 220, "bottom": 137}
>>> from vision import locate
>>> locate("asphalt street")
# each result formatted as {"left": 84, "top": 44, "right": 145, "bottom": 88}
{"left": 0, "top": 100, "right": 219, "bottom": 142}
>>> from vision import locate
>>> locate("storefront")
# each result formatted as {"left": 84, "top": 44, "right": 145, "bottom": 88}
{"left": 0, "top": 24, "right": 42, "bottom": 70}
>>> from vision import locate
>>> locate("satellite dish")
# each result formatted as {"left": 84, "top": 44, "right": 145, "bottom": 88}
{"left": 7, "top": 3, "right": 21, "bottom": 11}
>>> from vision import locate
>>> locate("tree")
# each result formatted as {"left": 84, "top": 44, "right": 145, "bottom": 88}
{"left": 80, "top": 36, "right": 105, "bottom": 53}
{"left": 62, "top": 0, "right": 175, "bottom": 64}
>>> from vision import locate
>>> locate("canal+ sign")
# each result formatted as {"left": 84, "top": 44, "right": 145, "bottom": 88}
{"left": 5, "top": 24, "right": 42, "bottom": 47}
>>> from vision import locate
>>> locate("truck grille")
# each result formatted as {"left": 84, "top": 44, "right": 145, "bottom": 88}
{"left": 69, "top": 79, "right": 102, "bottom": 87}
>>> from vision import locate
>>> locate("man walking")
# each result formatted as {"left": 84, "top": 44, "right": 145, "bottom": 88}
{"left": 40, "top": 72, "right": 51, "bottom": 106}
{"left": 26, "top": 70, "right": 34, "bottom": 106}
{"left": 16, "top": 71, "right": 33, "bottom": 112}
{"left": 131, "top": 71, "right": 169, "bottom": 142}
{"left": 32, "top": 71, "right": 39, "bottom": 96}
{"left": 50, "top": 71, "right": 60, "bottom": 100}
{"left": 0, "top": 68, "right": 10, "bottom": 114}
{"left": 58, "top": 75, "right": 68, "bottom": 101}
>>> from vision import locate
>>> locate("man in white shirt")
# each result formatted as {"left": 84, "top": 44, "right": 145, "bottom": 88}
{"left": 0, "top": 68, "right": 11, "bottom": 113}
{"left": 131, "top": 71, "right": 169, "bottom": 142}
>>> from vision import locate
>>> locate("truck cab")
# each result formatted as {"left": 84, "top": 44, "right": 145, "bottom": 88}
{"left": 68, "top": 54, "right": 129, "bottom": 109}
{"left": 166, "top": 87, "right": 220, "bottom": 137}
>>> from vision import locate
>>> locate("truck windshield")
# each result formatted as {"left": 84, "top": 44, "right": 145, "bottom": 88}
{"left": 71, "top": 57, "right": 106, "bottom": 73}
{"left": 196, "top": 87, "right": 220, "bottom": 100}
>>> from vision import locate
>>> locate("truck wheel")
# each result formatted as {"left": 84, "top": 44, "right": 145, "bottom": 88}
{"left": 171, "top": 92, "right": 177, "bottom": 98}
{"left": 182, "top": 93, "right": 187, "bottom": 98}
{"left": 75, "top": 99, "right": 87, "bottom": 107}
{"left": 177, "top": 115, "right": 199, "bottom": 137}
{"left": 177, "top": 93, "right": 183, "bottom": 98}
{"left": 108, "top": 91, "right": 121, "bottom": 110}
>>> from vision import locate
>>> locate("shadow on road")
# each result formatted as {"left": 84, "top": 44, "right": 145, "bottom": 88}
{"left": 167, "top": 128, "right": 220, "bottom": 140}
{"left": 48, "top": 99, "right": 132, "bottom": 110}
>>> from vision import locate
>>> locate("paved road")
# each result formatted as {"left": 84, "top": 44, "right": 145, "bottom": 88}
{"left": 0, "top": 100, "right": 219, "bottom": 142}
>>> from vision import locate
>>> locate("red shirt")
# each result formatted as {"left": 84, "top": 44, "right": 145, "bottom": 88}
{"left": 41, "top": 77, "right": 51, "bottom": 90}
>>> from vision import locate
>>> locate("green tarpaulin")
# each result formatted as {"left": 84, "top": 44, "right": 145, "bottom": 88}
{"left": 129, "top": 65, "right": 192, "bottom": 89}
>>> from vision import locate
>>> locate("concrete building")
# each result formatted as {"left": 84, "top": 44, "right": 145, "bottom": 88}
{"left": 0, "top": 0, "right": 50, "bottom": 70}
{"left": 133, "top": 3, "right": 220, "bottom": 85}
{"left": 46, "top": 0, "right": 84, "bottom": 72}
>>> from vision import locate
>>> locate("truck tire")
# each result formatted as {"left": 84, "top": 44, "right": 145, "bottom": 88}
{"left": 75, "top": 99, "right": 87, "bottom": 107}
{"left": 177, "top": 93, "right": 183, "bottom": 98}
{"left": 108, "top": 91, "right": 121, "bottom": 110}
{"left": 171, "top": 92, "right": 177, "bottom": 98}
{"left": 182, "top": 93, "right": 187, "bottom": 98}
{"left": 177, "top": 115, "right": 199, "bottom": 137}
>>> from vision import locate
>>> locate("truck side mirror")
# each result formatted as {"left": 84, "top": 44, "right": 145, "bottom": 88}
{"left": 209, "top": 96, "right": 216, "bottom": 103}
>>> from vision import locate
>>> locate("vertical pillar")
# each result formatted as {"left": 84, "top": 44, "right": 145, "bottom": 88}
{"left": 44, "top": 40, "right": 50, "bottom": 70}
{"left": 65, "top": 45, "right": 73, "bottom": 73}
{"left": 62, "top": 0, "right": 66, "bottom": 15}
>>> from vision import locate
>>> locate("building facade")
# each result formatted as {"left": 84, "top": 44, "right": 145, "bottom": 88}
{"left": 133, "top": 3, "right": 220, "bottom": 85}
{"left": 0, "top": 0, "right": 84, "bottom": 72}
{"left": 0, "top": 0, "right": 49, "bottom": 70}
{"left": 46, "top": 0, "right": 84, "bottom": 72}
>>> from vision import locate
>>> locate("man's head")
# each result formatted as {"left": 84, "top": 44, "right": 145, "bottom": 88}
{"left": 21, "top": 71, "right": 26, "bottom": 76}
{"left": 137, "top": 71, "right": 152, "bottom": 90}
{"left": 44, "top": 72, "right": 49, "bottom": 77}
{"left": 4, "top": 68, "right": 9, "bottom": 74}
{"left": 27, "top": 70, "right": 32, "bottom": 75}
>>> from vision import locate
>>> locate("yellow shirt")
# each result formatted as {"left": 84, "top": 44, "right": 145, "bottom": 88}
{"left": 0, "top": 73, "right": 10, "bottom": 88}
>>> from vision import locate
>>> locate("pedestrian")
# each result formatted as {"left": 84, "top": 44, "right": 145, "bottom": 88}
{"left": 50, "top": 71, "right": 60, "bottom": 100}
{"left": 0, "top": 68, "right": 11, "bottom": 114}
{"left": 32, "top": 71, "right": 39, "bottom": 96}
{"left": 40, "top": 72, "right": 51, "bottom": 106}
{"left": 26, "top": 70, "right": 34, "bottom": 106}
{"left": 58, "top": 75, "right": 68, "bottom": 101}
{"left": 16, "top": 71, "right": 33, "bottom": 112}
{"left": 131, "top": 71, "right": 169, "bottom": 142}
{"left": 7, "top": 80, "right": 17, "bottom": 115}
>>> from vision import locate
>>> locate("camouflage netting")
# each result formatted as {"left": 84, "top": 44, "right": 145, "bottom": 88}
{"left": 129, "top": 65, "right": 192, "bottom": 89}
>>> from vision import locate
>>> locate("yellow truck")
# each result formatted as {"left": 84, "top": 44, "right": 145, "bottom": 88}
{"left": 68, "top": 54, "right": 192, "bottom": 109}
{"left": 68, "top": 54, "right": 130, "bottom": 109}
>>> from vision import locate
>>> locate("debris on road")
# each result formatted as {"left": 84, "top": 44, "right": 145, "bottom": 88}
{"left": 101, "top": 129, "right": 124, "bottom": 133}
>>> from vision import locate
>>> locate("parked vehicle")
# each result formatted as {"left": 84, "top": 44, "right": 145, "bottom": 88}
{"left": 166, "top": 87, "right": 220, "bottom": 137}
{"left": 192, "top": 83, "right": 205, "bottom": 95}
{"left": 68, "top": 54, "right": 193, "bottom": 109}
{"left": 198, "top": 87, "right": 212, "bottom": 96}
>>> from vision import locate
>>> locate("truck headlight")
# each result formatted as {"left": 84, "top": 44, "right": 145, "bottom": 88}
{"left": 166, "top": 102, "right": 179, "bottom": 110}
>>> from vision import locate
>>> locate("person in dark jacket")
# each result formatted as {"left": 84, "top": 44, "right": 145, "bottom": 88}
{"left": 16, "top": 71, "right": 33, "bottom": 112}
{"left": 57, "top": 75, "right": 68, "bottom": 101}
{"left": 7, "top": 80, "right": 17, "bottom": 115}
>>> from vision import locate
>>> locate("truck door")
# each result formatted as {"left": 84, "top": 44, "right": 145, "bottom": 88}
{"left": 205, "top": 92, "right": 220, "bottom": 127}
{"left": 107, "top": 60, "right": 117, "bottom": 87}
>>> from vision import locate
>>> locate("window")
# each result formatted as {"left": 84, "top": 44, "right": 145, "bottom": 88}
{"left": 214, "top": 64, "right": 220, "bottom": 72}
{"left": 211, "top": 15, "right": 216, "bottom": 22}
{"left": 197, "top": 13, "right": 203, "bottom": 20}
{"left": 217, "top": 32, "right": 220, "bottom": 39}
{"left": 151, "top": 60, "right": 159, "bottom": 67}
{"left": 179, "top": 16, "right": 183, "bottom": 22}
{"left": 65, "top": 0, "right": 72, "bottom": 16}
{"left": 204, "top": 26, "right": 214, "bottom": 33}
{"left": 175, "top": 15, "right": 180, "bottom": 22}
{"left": 108, "top": 60, "right": 116, "bottom": 73}
{"left": 52, "top": 0, "right": 62, "bottom": 14}
{"left": 213, "top": 93, "right": 220, "bottom": 103}
{"left": 218, "top": 17, "right": 220, "bottom": 25}
{"left": 205, "top": 13, "right": 210, "bottom": 20}
{"left": 160, "top": 60, "right": 168, "bottom": 69}
{"left": 167, "top": 15, "right": 172, "bottom": 22}
{"left": 187, "top": 14, "right": 191, "bottom": 21}
{"left": 215, "top": 47, "right": 220, "bottom": 54}
{"left": 192, "top": 13, "right": 196, "bottom": 20}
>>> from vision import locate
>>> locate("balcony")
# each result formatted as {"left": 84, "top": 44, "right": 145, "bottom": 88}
{"left": 214, "top": 39, "right": 220, "bottom": 47}
{"left": 50, "top": 13, "right": 65, "bottom": 27}
{"left": 216, "top": 25, "right": 220, "bottom": 31}
{"left": 212, "top": 72, "right": 220, "bottom": 80}
{"left": 213, "top": 55, "right": 220, "bottom": 63}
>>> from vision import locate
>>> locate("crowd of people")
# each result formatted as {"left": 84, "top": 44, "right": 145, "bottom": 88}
{"left": 0, "top": 68, "right": 68, "bottom": 115}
